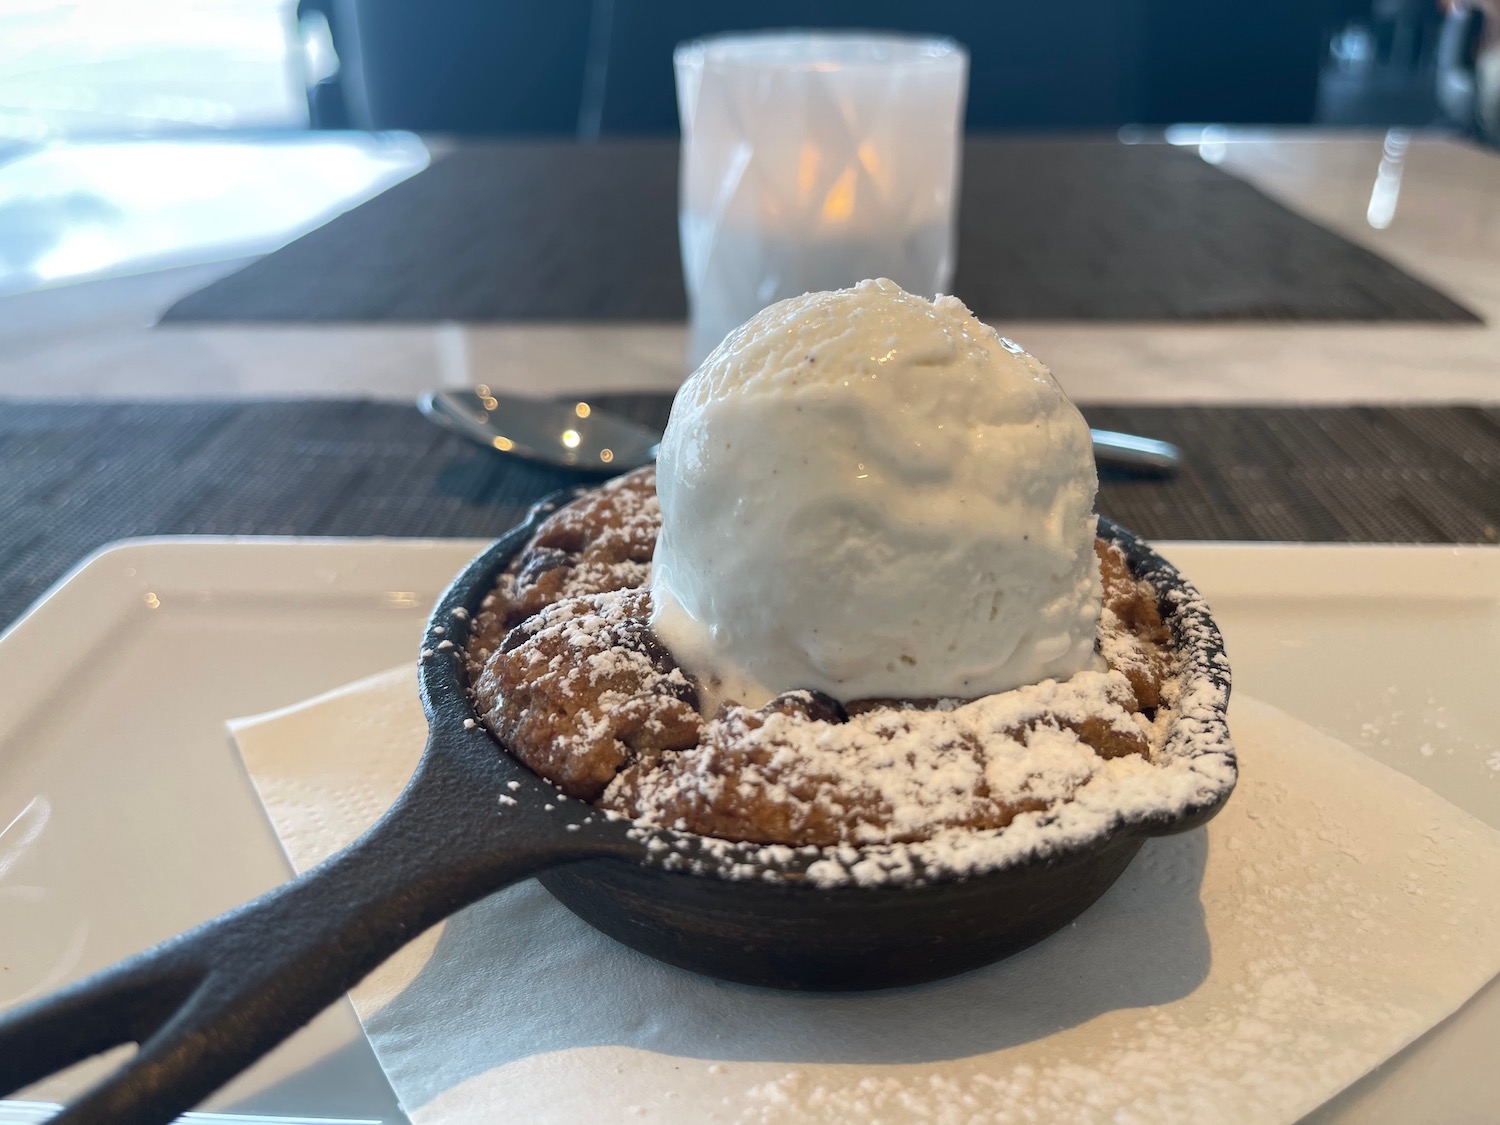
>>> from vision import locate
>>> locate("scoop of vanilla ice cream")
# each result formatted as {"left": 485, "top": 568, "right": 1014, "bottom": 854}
{"left": 650, "top": 278, "right": 1101, "bottom": 709}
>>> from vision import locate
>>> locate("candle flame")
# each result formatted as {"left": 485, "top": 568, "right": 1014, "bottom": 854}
{"left": 821, "top": 167, "right": 857, "bottom": 222}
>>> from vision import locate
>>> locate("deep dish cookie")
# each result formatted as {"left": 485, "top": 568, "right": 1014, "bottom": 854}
{"left": 468, "top": 468, "right": 1181, "bottom": 848}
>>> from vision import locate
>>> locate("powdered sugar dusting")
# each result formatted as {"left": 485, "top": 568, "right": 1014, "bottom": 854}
{"left": 615, "top": 668, "right": 1144, "bottom": 847}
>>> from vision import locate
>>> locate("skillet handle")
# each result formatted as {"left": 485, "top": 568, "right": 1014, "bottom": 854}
{"left": 0, "top": 721, "right": 631, "bottom": 1125}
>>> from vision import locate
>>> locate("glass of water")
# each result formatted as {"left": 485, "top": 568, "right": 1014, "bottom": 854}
{"left": 674, "top": 32, "right": 969, "bottom": 369}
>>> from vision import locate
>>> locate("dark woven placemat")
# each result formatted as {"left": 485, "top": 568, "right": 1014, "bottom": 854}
{"left": 4, "top": 399, "right": 1498, "bottom": 632}
{"left": 161, "top": 139, "right": 1479, "bottom": 325}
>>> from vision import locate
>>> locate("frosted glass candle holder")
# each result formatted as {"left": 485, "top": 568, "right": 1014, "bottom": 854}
{"left": 674, "top": 32, "right": 969, "bottom": 368}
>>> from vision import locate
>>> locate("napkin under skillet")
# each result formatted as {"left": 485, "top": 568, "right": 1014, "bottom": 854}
{"left": 228, "top": 669, "right": 1500, "bottom": 1125}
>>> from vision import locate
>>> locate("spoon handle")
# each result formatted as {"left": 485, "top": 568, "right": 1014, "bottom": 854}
{"left": 0, "top": 722, "right": 631, "bottom": 1125}
{"left": 1089, "top": 429, "right": 1181, "bottom": 476}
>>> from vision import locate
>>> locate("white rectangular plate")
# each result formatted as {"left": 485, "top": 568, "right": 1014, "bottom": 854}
{"left": 1, "top": 538, "right": 1496, "bottom": 1124}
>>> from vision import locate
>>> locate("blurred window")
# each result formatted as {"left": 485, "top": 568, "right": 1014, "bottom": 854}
{"left": 0, "top": 0, "right": 305, "bottom": 143}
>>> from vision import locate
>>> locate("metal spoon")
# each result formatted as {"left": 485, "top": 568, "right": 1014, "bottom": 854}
{"left": 419, "top": 389, "right": 1181, "bottom": 476}
{"left": 419, "top": 388, "right": 661, "bottom": 471}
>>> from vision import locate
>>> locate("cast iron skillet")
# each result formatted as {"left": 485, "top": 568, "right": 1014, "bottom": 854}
{"left": 0, "top": 493, "right": 1235, "bottom": 1125}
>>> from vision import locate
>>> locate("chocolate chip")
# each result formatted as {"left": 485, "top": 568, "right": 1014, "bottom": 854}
{"left": 498, "top": 623, "right": 531, "bottom": 653}
{"left": 516, "top": 546, "right": 573, "bottom": 587}
{"left": 763, "top": 690, "right": 848, "bottom": 724}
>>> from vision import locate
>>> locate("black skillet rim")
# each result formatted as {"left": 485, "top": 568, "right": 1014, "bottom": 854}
{"left": 418, "top": 488, "right": 1236, "bottom": 888}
